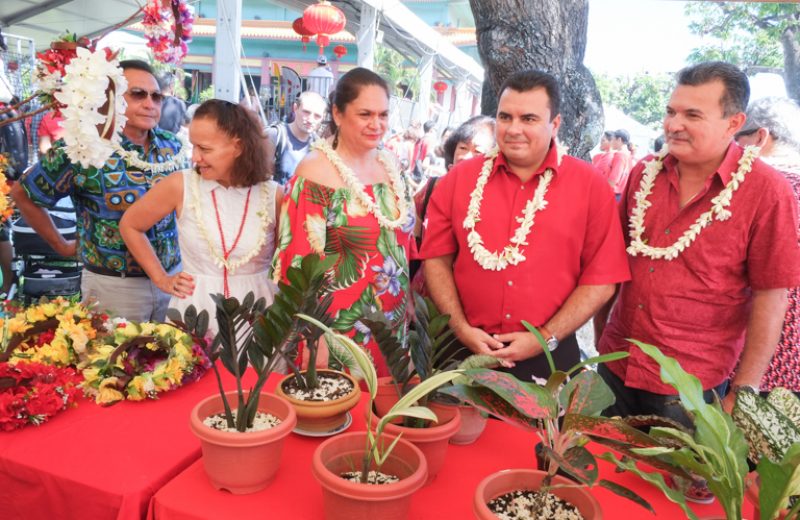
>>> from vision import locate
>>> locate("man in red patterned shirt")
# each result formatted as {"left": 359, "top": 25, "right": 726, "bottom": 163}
{"left": 596, "top": 62, "right": 800, "bottom": 422}
{"left": 420, "top": 70, "right": 630, "bottom": 382}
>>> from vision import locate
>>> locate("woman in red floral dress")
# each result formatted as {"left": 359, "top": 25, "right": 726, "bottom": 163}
{"left": 272, "top": 68, "right": 415, "bottom": 376}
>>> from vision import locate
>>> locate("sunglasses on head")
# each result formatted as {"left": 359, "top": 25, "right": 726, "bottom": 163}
{"left": 127, "top": 88, "right": 164, "bottom": 103}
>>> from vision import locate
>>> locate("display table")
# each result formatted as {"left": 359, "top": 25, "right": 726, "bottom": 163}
{"left": 148, "top": 384, "right": 749, "bottom": 520}
{"left": 0, "top": 370, "right": 222, "bottom": 520}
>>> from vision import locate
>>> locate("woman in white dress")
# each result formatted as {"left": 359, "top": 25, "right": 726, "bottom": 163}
{"left": 120, "top": 99, "right": 281, "bottom": 332}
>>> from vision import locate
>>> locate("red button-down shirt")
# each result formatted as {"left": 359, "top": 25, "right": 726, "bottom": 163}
{"left": 419, "top": 140, "right": 631, "bottom": 334}
{"left": 599, "top": 143, "right": 800, "bottom": 394}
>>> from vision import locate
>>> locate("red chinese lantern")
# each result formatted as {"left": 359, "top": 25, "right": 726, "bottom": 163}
{"left": 333, "top": 45, "right": 347, "bottom": 59}
{"left": 303, "top": 1, "right": 346, "bottom": 55}
{"left": 433, "top": 80, "right": 448, "bottom": 103}
{"left": 292, "top": 17, "right": 315, "bottom": 52}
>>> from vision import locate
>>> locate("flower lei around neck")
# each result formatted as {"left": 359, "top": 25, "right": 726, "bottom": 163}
{"left": 112, "top": 133, "right": 189, "bottom": 174}
{"left": 189, "top": 173, "right": 273, "bottom": 273}
{"left": 0, "top": 361, "right": 82, "bottom": 431}
{"left": 80, "top": 320, "right": 211, "bottom": 406}
{"left": 313, "top": 139, "right": 412, "bottom": 230}
{"left": 463, "top": 146, "right": 563, "bottom": 271}
{"left": 0, "top": 155, "right": 14, "bottom": 225}
{"left": 627, "top": 144, "right": 761, "bottom": 261}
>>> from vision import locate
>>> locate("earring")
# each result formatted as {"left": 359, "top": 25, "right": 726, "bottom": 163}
{"left": 332, "top": 128, "right": 339, "bottom": 149}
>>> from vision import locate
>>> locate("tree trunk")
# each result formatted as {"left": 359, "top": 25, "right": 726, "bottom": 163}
{"left": 780, "top": 24, "right": 800, "bottom": 104}
{"left": 468, "top": 0, "right": 603, "bottom": 159}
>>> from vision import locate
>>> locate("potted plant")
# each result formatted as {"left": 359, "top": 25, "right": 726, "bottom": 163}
{"left": 363, "top": 295, "right": 497, "bottom": 481}
{"left": 183, "top": 254, "right": 336, "bottom": 494}
{"left": 440, "top": 322, "right": 671, "bottom": 519}
{"left": 271, "top": 256, "right": 362, "bottom": 434}
{"left": 300, "top": 313, "right": 464, "bottom": 520}
{"left": 598, "top": 340, "right": 789, "bottom": 520}
{"left": 733, "top": 386, "right": 800, "bottom": 520}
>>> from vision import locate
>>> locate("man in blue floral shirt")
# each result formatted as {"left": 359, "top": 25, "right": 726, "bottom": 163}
{"left": 11, "top": 60, "right": 186, "bottom": 321}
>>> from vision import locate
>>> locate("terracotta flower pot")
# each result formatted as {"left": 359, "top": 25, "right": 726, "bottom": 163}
{"left": 189, "top": 391, "right": 296, "bottom": 494}
{"left": 370, "top": 401, "right": 461, "bottom": 485}
{"left": 474, "top": 468, "right": 602, "bottom": 520}
{"left": 450, "top": 403, "right": 488, "bottom": 445}
{"left": 312, "top": 431, "right": 428, "bottom": 520}
{"left": 374, "top": 376, "right": 403, "bottom": 417}
{"left": 275, "top": 369, "right": 361, "bottom": 433}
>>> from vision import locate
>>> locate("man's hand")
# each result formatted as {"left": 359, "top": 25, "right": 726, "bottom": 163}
{"left": 490, "top": 331, "right": 545, "bottom": 367}
{"left": 454, "top": 324, "right": 506, "bottom": 356}
{"left": 55, "top": 239, "right": 77, "bottom": 258}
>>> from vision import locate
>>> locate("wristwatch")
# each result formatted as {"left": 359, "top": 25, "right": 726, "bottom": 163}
{"left": 539, "top": 326, "right": 559, "bottom": 352}
{"left": 730, "top": 383, "right": 759, "bottom": 395}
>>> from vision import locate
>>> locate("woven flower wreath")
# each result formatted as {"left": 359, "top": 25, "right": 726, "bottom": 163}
{"left": 0, "top": 361, "right": 82, "bottom": 431}
{"left": 143, "top": 0, "right": 194, "bottom": 65}
{"left": 80, "top": 321, "right": 211, "bottom": 406}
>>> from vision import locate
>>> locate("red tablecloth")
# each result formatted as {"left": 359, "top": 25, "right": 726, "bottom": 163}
{"left": 148, "top": 384, "right": 751, "bottom": 520}
{"left": 0, "top": 371, "right": 221, "bottom": 520}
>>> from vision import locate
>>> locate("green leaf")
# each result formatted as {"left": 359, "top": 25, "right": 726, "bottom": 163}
{"left": 522, "top": 320, "right": 555, "bottom": 375}
{"left": 559, "top": 370, "right": 615, "bottom": 417}
{"left": 544, "top": 444, "right": 598, "bottom": 485}
{"left": 756, "top": 443, "right": 800, "bottom": 520}
{"left": 460, "top": 368, "right": 558, "bottom": 418}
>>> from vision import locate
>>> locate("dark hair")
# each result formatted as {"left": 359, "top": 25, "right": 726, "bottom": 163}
{"left": 328, "top": 67, "right": 390, "bottom": 135}
{"left": 653, "top": 135, "right": 665, "bottom": 153}
{"left": 614, "top": 129, "right": 630, "bottom": 145}
{"left": 157, "top": 72, "right": 175, "bottom": 92}
{"left": 192, "top": 99, "right": 269, "bottom": 186}
{"left": 676, "top": 61, "right": 749, "bottom": 117}
{"left": 602, "top": 131, "right": 614, "bottom": 141}
{"left": 119, "top": 59, "right": 156, "bottom": 77}
{"left": 443, "top": 115, "right": 496, "bottom": 167}
{"left": 497, "top": 69, "right": 560, "bottom": 120}
{"left": 423, "top": 120, "right": 436, "bottom": 133}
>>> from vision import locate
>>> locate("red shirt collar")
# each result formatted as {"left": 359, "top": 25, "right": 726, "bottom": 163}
{"left": 493, "top": 139, "right": 562, "bottom": 179}
{"left": 663, "top": 142, "right": 742, "bottom": 185}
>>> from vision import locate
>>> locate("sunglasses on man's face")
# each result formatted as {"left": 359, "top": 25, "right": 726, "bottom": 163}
{"left": 127, "top": 88, "right": 164, "bottom": 104}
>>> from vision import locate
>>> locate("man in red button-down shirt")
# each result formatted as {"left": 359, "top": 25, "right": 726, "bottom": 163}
{"left": 596, "top": 62, "right": 800, "bottom": 422}
{"left": 420, "top": 70, "right": 631, "bottom": 382}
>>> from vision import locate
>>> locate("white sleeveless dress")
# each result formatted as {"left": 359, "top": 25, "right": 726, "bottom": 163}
{"left": 171, "top": 170, "right": 278, "bottom": 333}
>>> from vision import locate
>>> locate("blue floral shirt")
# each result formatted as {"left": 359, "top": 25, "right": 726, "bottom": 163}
{"left": 21, "top": 128, "right": 185, "bottom": 274}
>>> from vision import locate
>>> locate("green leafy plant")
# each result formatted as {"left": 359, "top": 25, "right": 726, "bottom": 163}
{"left": 599, "top": 340, "right": 752, "bottom": 520}
{"left": 733, "top": 386, "right": 800, "bottom": 519}
{"left": 169, "top": 254, "right": 336, "bottom": 433}
{"left": 363, "top": 293, "right": 467, "bottom": 418}
{"left": 298, "top": 313, "right": 463, "bottom": 484}
{"left": 439, "top": 321, "right": 672, "bottom": 513}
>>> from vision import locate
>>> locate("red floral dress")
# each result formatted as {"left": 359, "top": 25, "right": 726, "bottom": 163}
{"left": 272, "top": 176, "right": 416, "bottom": 377}
{"left": 760, "top": 166, "right": 800, "bottom": 393}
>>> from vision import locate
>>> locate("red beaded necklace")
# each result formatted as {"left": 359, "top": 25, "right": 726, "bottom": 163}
{"left": 211, "top": 187, "right": 252, "bottom": 298}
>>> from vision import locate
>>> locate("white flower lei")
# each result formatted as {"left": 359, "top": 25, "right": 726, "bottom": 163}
{"left": 627, "top": 144, "right": 760, "bottom": 261}
{"left": 463, "top": 146, "right": 562, "bottom": 271}
{"left": 313, "top": 139, "right": 412, "bottom": 230}
{"left": 189, "top": 173, "right": 273, "bottom": 273}
{"left": 112, "top": 134, "right": 189, "bottom": 174}
{"left": 54, "top": 47, "right": 128, "bottom": 169}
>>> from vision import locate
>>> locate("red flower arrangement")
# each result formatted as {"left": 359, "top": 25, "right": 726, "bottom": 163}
{"left": 0, "top": 362, "right": 82, "bottom": 432}
{"left": 143, "top": 0, "right": 195, "bottom": 65}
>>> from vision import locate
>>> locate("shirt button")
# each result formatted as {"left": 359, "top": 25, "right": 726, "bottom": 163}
{"left": 507, "top": 280, "right": 513, "bottom": 286}
{"left": 637, "top": 304, "right": 644, "bottom": 310}
{"left": 505, "top": 313, "right": 511, "bottom": 319}
{"left": 520, "top": 186, "right": 525, "bottom": 190}
{"left": 664, "top": 229, "right": 671, "bottom": 235}
{"left": 649, "top": 267, "right": 655, "bottom": 273}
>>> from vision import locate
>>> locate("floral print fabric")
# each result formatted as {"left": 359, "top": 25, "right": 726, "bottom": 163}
{"left": 272, "top": 177, "right": 415, "bottom": 376}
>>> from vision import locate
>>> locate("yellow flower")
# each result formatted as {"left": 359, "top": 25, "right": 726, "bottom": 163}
{"left": 97, "top": 385, "right": 124, "bottom": 406}
{"left": 116, "top": 322, "right": 140, "bottom": 339}
{"left": 82, "top": 367, "right": 100, "bottom": 385}
{"left": 127, "top": 376, "right": 148, "bottom": 400}
{"left": 155, "top": 323, "right": 177, "bottom": 338}
{"left": 32, "top": 338, "right": 71, "bottom": 366}
{"left": 305, "top": 214, "right": 327, "bottom": 254}
{"left": 7, "top": 318, "right": 29, "bottom": 335}
{"left": 173, "top": 341, "right": 192, "bottom": 361}
{"left": 140, "top": 322, "right": 156, "bottom": 336}
{"left": 25, "top": 307, "right": 46, "bottom": 323}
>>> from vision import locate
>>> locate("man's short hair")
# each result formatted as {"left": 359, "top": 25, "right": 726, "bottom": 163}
{"left": 423, "top": 120, "right": 436, "bottom": 134}
{"left": 676, "top": 61, "right": 749, "bottom": 117}
{"left": 295, "top": 91, "right": 327, "bottom": 110}
{"left": 497, "top": 69, "right": 560, "bottom": 120}
{"left": 738, "top": 96, "right": 800, "bottom": 153}
{"left": 119, "top": 59, "right": 156, "bottom": 77}
{"left": 614, "top": 129, "right": 630, "bottom": 145}
{"left": 158, "top": 72, "right": 175, "bottom": 92}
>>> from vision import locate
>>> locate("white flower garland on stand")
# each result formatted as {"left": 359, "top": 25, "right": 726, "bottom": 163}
{"left": 189, "top": 174, "right": 272, "bottom": 272}
{"left": 313, "top": 140, "right": 411, "bottom": 230}
{"left": 627, "top": 144, "right": 761, "bottom": 260}
{"left": 463, "top": 146, "right": 562, "bottom": 271}
{"left": 112, "top": 134, "right": 189, "bottom": 174}
{"left": 54, "top": 47, "right": 128, "bottom": 169}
